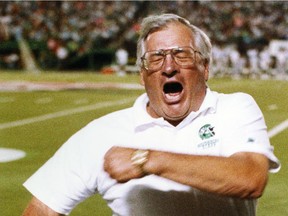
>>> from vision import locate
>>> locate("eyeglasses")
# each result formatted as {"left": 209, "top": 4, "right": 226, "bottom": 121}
{"left": 141, "top": 46, "right": 202, "bottom": 72}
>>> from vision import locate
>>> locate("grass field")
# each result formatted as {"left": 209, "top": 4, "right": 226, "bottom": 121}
{"left": 0, "top": 71, "right": 287, "bottom": 215}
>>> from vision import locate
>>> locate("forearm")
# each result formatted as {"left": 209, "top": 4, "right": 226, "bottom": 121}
{"left": 22, "top": 197, "right": 63, "bottom": 216}
{"left": 143, "top": 151, "right": 269, "bottom": 198}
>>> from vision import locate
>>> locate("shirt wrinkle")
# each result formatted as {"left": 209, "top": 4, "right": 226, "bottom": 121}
{"left": 23, "top": 89, "right": 280, "bottom": 216}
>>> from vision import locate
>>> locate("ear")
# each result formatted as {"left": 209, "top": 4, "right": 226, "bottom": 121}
{"left": 140, "top": 70, "right": 145, "bottom": 86}
{"left": 204, "top": 63, "right": 209, "bottom": 81}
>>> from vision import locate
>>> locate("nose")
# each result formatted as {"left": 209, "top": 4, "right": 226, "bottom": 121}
{"left": 162, "top": 54, "right": 178, "bottom": 76}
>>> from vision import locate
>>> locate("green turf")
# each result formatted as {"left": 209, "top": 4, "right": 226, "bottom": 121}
{"left": 0, "top": 72, "right": 287, "bottom": 215}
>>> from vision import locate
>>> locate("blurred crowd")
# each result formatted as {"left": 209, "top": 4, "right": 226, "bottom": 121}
{"left": 0, "top": 1, "right": 287, "bottom": 78}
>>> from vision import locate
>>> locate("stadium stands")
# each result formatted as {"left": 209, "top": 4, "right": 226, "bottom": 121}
{"left": 0, "top": 1, "right": 287, "bottom": 78}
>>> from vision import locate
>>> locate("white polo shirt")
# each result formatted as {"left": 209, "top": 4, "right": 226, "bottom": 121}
{"left": 24, "top": 89, "right": 280, "bottom": 215}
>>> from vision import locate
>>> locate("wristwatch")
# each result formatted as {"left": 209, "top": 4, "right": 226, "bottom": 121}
{"left": 131, "top": 149, "right": 149, "bottom": 171}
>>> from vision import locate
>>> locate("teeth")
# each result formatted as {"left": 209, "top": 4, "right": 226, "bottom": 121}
{"left": 163, "top": 82, "right": 183, "bottom": 102}
{"left": 166, "top": 92, "right": 180, "bottom": 100}
{"left": 168, "top": 92, "right": 179, "bottom": 96}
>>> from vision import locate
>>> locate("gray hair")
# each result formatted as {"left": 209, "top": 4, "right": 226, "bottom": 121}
{"left": 136, "top": 14, "right": 212, "bottom": 69}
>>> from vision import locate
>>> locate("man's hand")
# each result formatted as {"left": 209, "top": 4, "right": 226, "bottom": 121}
{"left": 104, "top": 146, "right": 269, "bottom": 199}
{"left": 104, "top": 146, "right": 147, "bottom": 182}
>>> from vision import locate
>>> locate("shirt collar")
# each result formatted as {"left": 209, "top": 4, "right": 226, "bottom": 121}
{"left": 133, "top": 88, "right": 218, "bottom": 130}
{"left": 197, "top": 88, "right": 217, "bottom": 114}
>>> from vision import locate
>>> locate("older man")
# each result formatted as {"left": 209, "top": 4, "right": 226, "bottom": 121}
{"left": 23, "top": 14, "right": 280, "bottom": 216}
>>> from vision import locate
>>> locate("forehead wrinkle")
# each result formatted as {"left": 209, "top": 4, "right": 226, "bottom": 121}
{"left": 144, "top": 23, "right": 195, "bottom": 52}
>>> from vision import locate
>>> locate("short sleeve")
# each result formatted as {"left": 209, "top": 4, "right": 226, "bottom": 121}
{"left": 219, "top": 93, "right": 280, "bottom": 173}
{"left": 23, "top": 124, "right": 104, "bottom": 215}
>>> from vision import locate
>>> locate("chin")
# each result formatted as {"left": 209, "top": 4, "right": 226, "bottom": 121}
{"left": 164, "top": 104, "right": 191, "bottom": 117}
{"left": 164, "top": 110, "right": 189, "bottom": 124}
{"left": 165, "top": 117, "right": 185, "bottom": 126}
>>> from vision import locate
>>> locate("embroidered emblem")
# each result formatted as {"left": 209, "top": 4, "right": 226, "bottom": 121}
{"left": 199, "top": 124, "right": 215, "bottom": 140}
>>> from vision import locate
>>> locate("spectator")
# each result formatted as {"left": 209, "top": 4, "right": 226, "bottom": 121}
{"left": 0, "top": 1, "right": 287, "bottom": 75}
{"left": 115, "top": 47, "right": 128, "bottom": 76}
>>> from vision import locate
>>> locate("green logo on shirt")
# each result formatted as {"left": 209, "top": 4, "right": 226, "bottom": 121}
{"left": 199, "top": 124, "right": 215, "bottom": 140}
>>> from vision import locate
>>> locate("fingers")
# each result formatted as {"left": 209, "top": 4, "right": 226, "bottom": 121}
{"left": 103, "top": 146, "right": 145, "bottom": 182}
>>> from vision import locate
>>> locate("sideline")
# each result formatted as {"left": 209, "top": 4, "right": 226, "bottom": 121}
{"left": 0, "top": 97, "right": 135, "bottom": 130}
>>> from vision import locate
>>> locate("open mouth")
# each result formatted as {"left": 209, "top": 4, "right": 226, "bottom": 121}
{"left": 163, "top": 82, "right": 183, "bottom": 102}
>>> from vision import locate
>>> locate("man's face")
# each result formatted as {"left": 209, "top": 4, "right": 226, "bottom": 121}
{"left": 140, "top": 22, "right": 209, "bottom": 126}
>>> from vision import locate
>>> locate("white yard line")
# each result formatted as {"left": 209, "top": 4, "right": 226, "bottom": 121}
{"left": 0, "top": 102, "right": 287, "bottom": 163}
{"left": 0, "top": 147, "right": 26, "bottom": 162}
{"left": 268, "top": 119, "right": 288, "bottom": 138}
{"left": 1, "top": 97, "right": 287, "bottom": 138}
{"left": 0, "top": 97, "right": 135, "bottom": 130}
